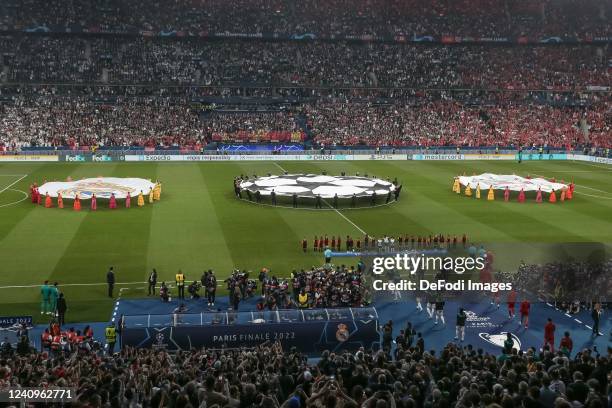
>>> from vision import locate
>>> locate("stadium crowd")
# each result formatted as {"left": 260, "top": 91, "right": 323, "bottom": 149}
{"left": 306, "top": 101, "right": 611, "bottom": 148}
{"left": 1, "top": 336, "right": 609, "bottom": 407}
{"left": 2, "top": 0, "right": 610, "bottom": 38}
{"left": 1, "top": 98, "right": 609, "bottom": 151}
{"left": 1, "top": 37, "right": 609, "bottom": 90}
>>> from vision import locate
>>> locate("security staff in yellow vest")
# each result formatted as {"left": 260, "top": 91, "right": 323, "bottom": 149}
{"left": 298, "top": 289, "right": 309, "bottom": 308}
{"left": 176, "top": 270, "right": 186, "bottom": 300}
{"left": 105, "top": 323, "right": 117, "bottom": 355}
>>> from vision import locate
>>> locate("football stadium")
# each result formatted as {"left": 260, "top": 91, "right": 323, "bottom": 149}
{"left": 0, "top": 0, "right": 611, "bottom": 406}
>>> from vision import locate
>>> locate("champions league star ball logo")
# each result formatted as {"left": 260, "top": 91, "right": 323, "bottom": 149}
{"left": 336, "top": 323, "right": 350, "bottom": 342}
{"left": 479, "top": 332, "right": 522, "bottom": 351}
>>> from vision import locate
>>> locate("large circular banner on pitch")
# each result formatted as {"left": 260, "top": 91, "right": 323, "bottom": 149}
{"left": 458, "top": 174, "right": 567, "bottom": 193}
{"left": 239, "top": 174, "right": 396, "bottom": 198}
{"left": 38, "top": 177, "right": 156, "bottom": 199}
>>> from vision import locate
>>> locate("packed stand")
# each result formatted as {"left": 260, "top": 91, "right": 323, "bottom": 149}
{"left": 0, "top": 97, "right": 205, "bottom": 150}
{"left": 1, "top": 0, "right": 610, "bottom": 38}
{"left": 306, "top": 100, "right": 612, "bottom": 149}
{"left": 205, "top": 110, "right": 304, "bottom": 143}
{"left": 0, "top": 336, "right": 609, "bottom": 407}
{"left": 0, "top": 37, "right": 609, "bottom": 90}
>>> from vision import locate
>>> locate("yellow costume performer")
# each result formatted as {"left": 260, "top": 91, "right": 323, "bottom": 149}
{"left": 475, "top": 183, "right": 481, "bottom": 199}
{"left": 487, "top": 186, "right": 495, "bottom": 201}
{"left": 148, "top": 188, "right": 154, "bottom": 204}
{"left": 153, "top": 182, "right": 161, "bottom": 201}
{"left": 464, "top": 184, "right": 472, "bottom": 197}
{"left": 452, "top": 178, "right": 460, "bottom": 194}
{"left": 137, "top": 191, "right": 145, "bottom": 207}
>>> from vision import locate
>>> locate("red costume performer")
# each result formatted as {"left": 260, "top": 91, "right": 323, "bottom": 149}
{"left": 535, "top": 187, "right": 543, "bottom": 203}
{"left": 91, "top": 194, "right": 97, "bottom": 211}
{"left": 126, "top": 192, "right": 131, "bottom": 208}
{"left": 109, "top": 193, "right": 117, "bottom": 209}
{"left": 504, "top": 186, "right": 510, "bottom": 202}
{"left": 73, "top": 194, "right": 81, "bottom": 211}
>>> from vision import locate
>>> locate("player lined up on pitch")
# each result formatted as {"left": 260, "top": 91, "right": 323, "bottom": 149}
{"left": 302, "top": 233, "right": 470, "bottom": 252}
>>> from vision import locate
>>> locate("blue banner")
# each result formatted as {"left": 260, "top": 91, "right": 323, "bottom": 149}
{"left": 517, "top": 153, "right": 567, "bottom": 161}
{"left": 0, "top": 316, "right": 33, "bottom": 328}
{"left": 122, "top": 317, "right": 379, "bottom": 352}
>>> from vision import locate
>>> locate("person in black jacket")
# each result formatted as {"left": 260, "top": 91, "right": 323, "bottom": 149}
{"left": 147, "top": 269, "right": 157, "bottom": 296}
{"left": 106, "top": 267, "right": 115, "bottom": 298}
{"left": 591, "top": 302, "right": 601, "bottom": 336}
{"left": 56, "top": 293, "right": 67, "bottom": 326}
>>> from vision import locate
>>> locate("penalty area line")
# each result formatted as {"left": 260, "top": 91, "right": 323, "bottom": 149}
{"left": 0, "top": 174, "right": 28, "bottom": 195}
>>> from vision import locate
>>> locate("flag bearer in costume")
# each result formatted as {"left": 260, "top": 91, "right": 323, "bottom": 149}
{"left": 475, "top": 183, "right": 481, "bottom": 199}
{"left": 137, "top": 191, "right": 145, "bottom": 207}
{"left": 549, "top": 189, "right": 557, "bottom": 203}
{"left": 518, "top": 188, "right": 525, "bottom": 203}
{"left": 36, "top": 187, "right": 42, "bottom": 205}
{"left": 560, "top": 188, "right": 566, "bottom": 202}
{"left": 487, "top": 186, "right": 494, "bottom": 201}
{"left": 504, "top": 186, "right": 510, "bottom": 202}
{"left": 464, "top": 184, "right": 472, "bottom": 197}
{"left": 153, "top": 182, "right": 161, "bottom": 201}
{"left": 566, "top": 185, "right": 573, "bottom": 200}
{"left": 57, "top": 193, "right": 63, "bottom": 208}
{"left": 452, "top": 178, "right": 460, "bottom": 193}
{"left": 73, "top": 193, "right": 81, "bottom": 211}
{"left": 91, "top": 193, "right": 97, "bottom": 211}
{"left": 109, "top": 193, "right": 117, "bottom": 209}
{"left": 148, "top": 188, "right": 154, "bottom": 204}
{"left": 45, "top": 193, "right": 52, "bottom": 208}
{"left": 535, "top": 187, "right": 543, "bottom": 203}
{"left": 126, "top": 192, "right": 131, "bottom": 208}
{"left": 30, "top": 185, "right": 36, "bottom": 203}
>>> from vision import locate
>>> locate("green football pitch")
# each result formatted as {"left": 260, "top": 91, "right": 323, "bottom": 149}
{"left": 0, "top": 160, "right": 611, "bottom": 323}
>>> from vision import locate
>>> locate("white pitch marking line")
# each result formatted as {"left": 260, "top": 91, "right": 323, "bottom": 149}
{"left": 0, "top": 174, "right": 28, "bottom": 195}
{"left": 574, "top": 192, "right": 612, "bottom": 200}
{"left": 574, "top": 161, "right": 612, "bottom": 171}
{"left": 0, "top": 174, "right": 28, "bottom": 177}
{"left": 0, "top": 188, "right": 28, "bottom": 208}
{"left": 0, "top": 281, "right": 149, "bottom": 289}
{"left": 322, "top": 199, "right": 367, "bottom": 235}
{"left": 273, "top": 162, "right": 287, "bottom": 173}
{"left": 574, "top": 319, "right": 582, "bottom": 323}
{"left": 585, "top": 325, "right": 592, "bottom": 330}
{"left": 532, "top": 172, "right": 612, "bottom": 196}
